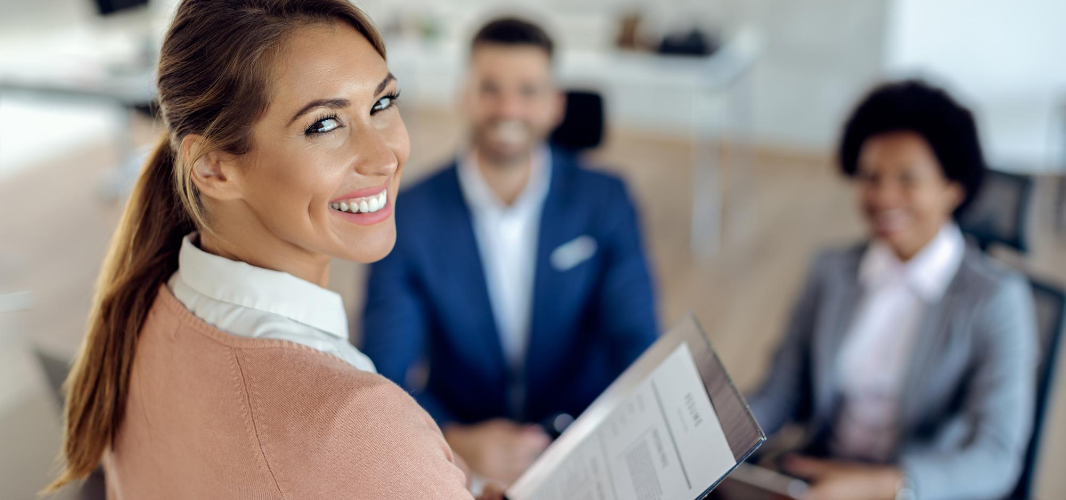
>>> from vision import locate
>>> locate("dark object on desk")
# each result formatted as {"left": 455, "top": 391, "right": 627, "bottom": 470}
{"left": 91, "top": 0, "right": 149, "bottom": 15}
{"left": 958, "top": 169, "right": 1034, "bottom": 254}
{"left": 657, "top": 28, "right": 718, "bottom": 57}
{"left": 549, "top": 90, "right": 605, "bottom": 152}
{"left": 1012, "top": 276, "right": 1066, "bottom": 499}
{"left": 92, "top": 0, "right": 149, "bottom": 16}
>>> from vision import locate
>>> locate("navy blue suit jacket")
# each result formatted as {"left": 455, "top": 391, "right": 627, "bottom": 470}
{"left": 361, "top": 148, "right": 658, "bottom": 426}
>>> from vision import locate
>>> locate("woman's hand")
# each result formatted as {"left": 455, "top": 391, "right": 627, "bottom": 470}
{"left": 477, "top": 483, "right": 507, "bottom": 500}
{"left": 453, "top": 452, "right": 473, "bottom": 488}
{"left": 444, "top": 419, "right": 550, "bottom": 486}
{"left": 783, "top": 455, "right": 902, "bottom": 500}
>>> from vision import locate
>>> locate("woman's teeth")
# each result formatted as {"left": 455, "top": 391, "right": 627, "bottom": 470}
{"left": 330, "top": 190, "right": 387, "bottom": 214}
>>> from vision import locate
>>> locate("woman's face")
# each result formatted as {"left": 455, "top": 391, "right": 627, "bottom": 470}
{"left": 234, "top": 22, "right": 408, "bottom": 267}
{"left": 856, "top": 131, "right": 963, "bottom": 260}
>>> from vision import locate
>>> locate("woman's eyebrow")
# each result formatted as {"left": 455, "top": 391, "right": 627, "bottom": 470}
{"left": 375, "top": 73, "right": 396, "bottom": 95}
{"left": 287, "top": 73, "right": 396, "bottom": 126}
{"left": 288, "top": 98, "right": 350, "bottom": 126}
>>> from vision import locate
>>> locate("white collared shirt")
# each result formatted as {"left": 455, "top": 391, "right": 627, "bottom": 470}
{"left": 167, "top": 233, "right": 376, "bottom": 373}
{"left": 456, "top": 146, "right": 552, "bottom": 375}
{"left": 831, "top": 223, "right": 965, "bottom": 461}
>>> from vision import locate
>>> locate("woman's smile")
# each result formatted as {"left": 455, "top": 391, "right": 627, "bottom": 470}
{"left": 329, "top": 184, "right": 393, "bottom": 226}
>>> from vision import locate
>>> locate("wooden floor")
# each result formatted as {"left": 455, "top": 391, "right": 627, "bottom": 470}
{"left": 2, "top": 107, "right": 1065, "bottom": 498}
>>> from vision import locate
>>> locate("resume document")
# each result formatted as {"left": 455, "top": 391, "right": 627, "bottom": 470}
{"left": 508, "top": 315, "right": 763, "bottom": 500}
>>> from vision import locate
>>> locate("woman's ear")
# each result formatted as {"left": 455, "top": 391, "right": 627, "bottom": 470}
{"left": 181, "top": 135, "right": 243, "bottom": 202}
{"left": 946, "top": 181, "right": 966, "bottom": 213}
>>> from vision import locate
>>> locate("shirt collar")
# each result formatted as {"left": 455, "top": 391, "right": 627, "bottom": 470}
{"left": 457, "top": 144, "right": 552, "bottom": 215}
{"left": 859, "top": 223, "right": 966, "bottom": 301}
{"left": 176, "top": 233, "right": 350, "bottom": 340}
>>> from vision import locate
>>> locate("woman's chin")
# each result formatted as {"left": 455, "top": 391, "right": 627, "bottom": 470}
{"left": 335, "top": 226, "right": 396, "bottom": 264}
{"left": 869, "top": 225, "right": 905, "bottom": 248}
{"left": 873, "top": 226, "right": 901, "bottom": 241}
{"left": 871, "top": 228, "right": 923, "bottom": 259}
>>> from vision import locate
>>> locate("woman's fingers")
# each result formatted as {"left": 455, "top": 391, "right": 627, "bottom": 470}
{"left": 782, "top": 454, "right": 832, "bottom": 479}
{"left": 477, "top": 483, "right": 506, "bottom": 500}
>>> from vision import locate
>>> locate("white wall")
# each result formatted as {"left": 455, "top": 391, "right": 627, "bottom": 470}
{"left": 733, "top": 0, "right": 889, "bottom": 152}
{"left": 886, "top": 0, "right": 1066, "bottom": 173}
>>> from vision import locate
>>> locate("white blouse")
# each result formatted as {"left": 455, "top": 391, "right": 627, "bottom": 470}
{"left": 167, "top": 233, "right": 376, "bottom": 373}
{"left": 832, "top": 223, "right": 965, "bottom": 461}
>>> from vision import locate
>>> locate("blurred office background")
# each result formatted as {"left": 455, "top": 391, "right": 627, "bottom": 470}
{"left": 1, "top": 0, "right": 1065, "bottom": 498}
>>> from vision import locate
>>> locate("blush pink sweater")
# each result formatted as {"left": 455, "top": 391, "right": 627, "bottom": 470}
{"left": 103, "top": 286, "right": 473, "bottom": 499}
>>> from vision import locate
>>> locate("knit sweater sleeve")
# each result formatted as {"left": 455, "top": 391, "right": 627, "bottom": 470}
{"left": 237, "top": 347, "right": 474, "bottom": 499}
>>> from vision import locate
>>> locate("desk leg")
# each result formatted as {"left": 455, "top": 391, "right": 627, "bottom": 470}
{"left": 691, "top": 135, "right": 722, "bottom": 259}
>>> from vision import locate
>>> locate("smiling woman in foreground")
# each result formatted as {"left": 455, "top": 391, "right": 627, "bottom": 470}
{"left": 45, "top": 1, "right": 500, "bottom": 498}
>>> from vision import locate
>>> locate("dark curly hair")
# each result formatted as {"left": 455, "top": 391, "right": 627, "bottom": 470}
{"left": 838, "top": 79, "right": 986, "bottom": 214}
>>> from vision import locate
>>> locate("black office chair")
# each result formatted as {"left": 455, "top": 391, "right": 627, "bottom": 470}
{"left": 1011, "top": 277, "right": 1066, "bottom": 499}
{"left": 33, "top": 347, "right": 71, "bottom": 410}
{"left": 549, "top": 89, "right": 605, "bottom": 153}
{"left": 1057, "top": 175, "right": 1066, "bottom": 231}
{"left": 33, "top": 348, "right": 107, "bottom": 500}
{"left": 958, "top": 169, "right": 1034, "bottom": 254}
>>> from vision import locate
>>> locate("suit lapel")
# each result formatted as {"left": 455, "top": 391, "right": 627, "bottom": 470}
{"left": 897, "top": 252, "right": 969, "bottom": 432}
{"left": 812, "top": 249, "right": 864, "bottom": 426}
{"left": 524, "top": 149, "right": 575, "bottom": 400}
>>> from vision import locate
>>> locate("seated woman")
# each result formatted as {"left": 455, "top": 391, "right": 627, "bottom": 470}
{"left": 747, "top": 80, "right": 1037, "bottom": 500}
{"left": 45, "top": 1, "right": 504, "bottom": 498}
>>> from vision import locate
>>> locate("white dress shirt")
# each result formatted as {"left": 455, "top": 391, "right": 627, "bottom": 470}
{"left": 832, "top": 223, "right": 965, "bottom": 461}
{"left": 456, "top": 146, "right": 552, "bottom": 376}
{"left": 167, "top": 233, "right": 376, "bottom": 373}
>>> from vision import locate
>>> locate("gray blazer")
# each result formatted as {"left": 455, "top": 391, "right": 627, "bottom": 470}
{"left": 747, "top": 243, "right": 1037, "bottom": 500}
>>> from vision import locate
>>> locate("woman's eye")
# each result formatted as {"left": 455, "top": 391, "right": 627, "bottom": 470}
{"left": 306, "top": 117, "right": 340, "bottom": 135}
{"left": 372, "top": 95, "right": 397, "bottom": 113}
{"left": 900, "top": 172, "right": 921, "bottom": 187}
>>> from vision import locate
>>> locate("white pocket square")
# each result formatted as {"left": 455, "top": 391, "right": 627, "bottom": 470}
{"left": 551, "top": 235, "right": 597, "bottom": 272}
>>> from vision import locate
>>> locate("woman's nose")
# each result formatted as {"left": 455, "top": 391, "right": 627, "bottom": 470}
{"left": 865, "top": 180, "right": 905, "bottom": 208}
{"left": 351, "top": 128, "right": 399, "bottom": 178}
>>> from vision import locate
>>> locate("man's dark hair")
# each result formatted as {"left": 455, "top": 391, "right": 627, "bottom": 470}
{"left": 471, "top": 17, "right": 554, "bottom": 60}
{"left": 839, "top": 79, "right": 986, "bottom": 214}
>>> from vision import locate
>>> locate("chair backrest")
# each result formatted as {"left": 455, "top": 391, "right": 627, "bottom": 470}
{"left": 958, "top": 169, "right": 1034, "bottom": 254}
{"left": 33, "top": 347, "right": 70, "bottom": 410}
{"left": 1011, "top": 277, "right": 1066, "bottom": 499}
{"left": 549, "top": 89, "right": 605, "bottom": 153}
